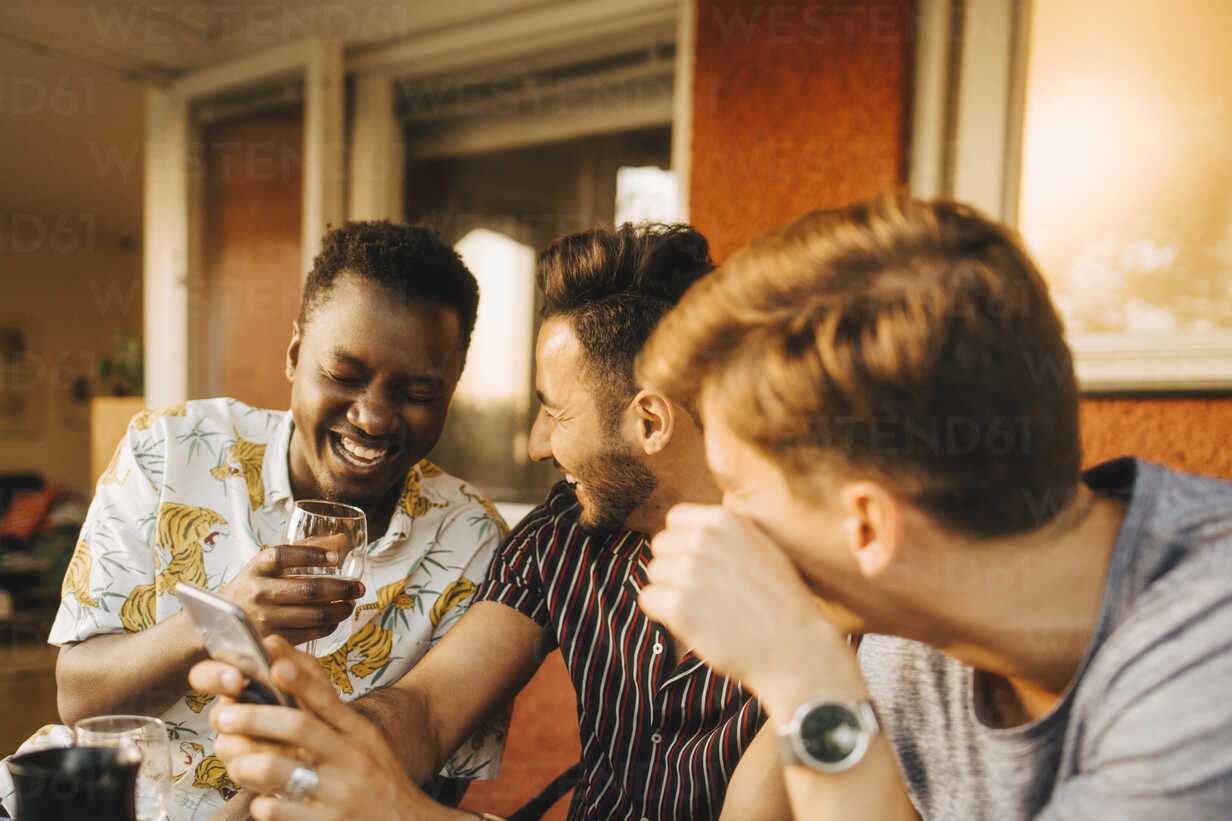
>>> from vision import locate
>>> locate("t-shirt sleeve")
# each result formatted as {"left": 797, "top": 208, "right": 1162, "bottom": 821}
{"left": 474, "top": 503, "right": 555, "bottom": 629}
{"left": 48, "top": 414, "right": 163, "bottom": 644}
{"left": 1036, "top": 572, "right": 1232, "bottom": 820}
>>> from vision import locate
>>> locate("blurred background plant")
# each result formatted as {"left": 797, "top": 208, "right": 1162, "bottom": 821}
{"left": 96, "top": 335, "right": 142, "bottom": 397}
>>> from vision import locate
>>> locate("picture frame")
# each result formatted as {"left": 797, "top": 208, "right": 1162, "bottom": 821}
{"left": 910, "top": 0, "right": 1232, "bottom": 395}
{"left": 0, "top": 320, "right": 42, "bottom": 435}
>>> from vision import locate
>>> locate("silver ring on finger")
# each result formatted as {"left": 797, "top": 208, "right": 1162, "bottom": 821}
{"left": 284, "top": 765, "right": 319, "bottom": 801}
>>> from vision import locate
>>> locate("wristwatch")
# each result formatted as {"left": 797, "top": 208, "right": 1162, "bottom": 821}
{"left": 777, "top": 697, "right": 880, "bottom": 773}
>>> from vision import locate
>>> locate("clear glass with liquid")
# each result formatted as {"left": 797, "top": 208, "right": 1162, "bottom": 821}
{"left": 283, "top": 499, "right": 367, "bottom": 657}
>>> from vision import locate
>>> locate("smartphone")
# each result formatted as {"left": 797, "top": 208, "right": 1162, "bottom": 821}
{"left": 173, "top": 582, "right": 297, "bottom": 708}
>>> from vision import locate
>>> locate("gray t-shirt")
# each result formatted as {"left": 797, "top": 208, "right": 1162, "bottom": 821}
{"left": 859, "top": 458, "right": 1232, "bottom": 819}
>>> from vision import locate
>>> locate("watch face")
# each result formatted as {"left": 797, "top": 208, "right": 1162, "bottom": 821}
{"left": 800, "top": 703, "right": 863, "bottom": 764}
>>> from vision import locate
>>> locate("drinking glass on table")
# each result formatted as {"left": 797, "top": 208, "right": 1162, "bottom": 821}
{"left": 283, "top": 499, "right": 368, "bottom": 657}
{"left": 73, "top": 715, "right": 172, "bottom": 821}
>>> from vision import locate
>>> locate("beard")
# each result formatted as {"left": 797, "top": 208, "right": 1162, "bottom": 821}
{"left": 572, "top": 447, "right": 657, "bottom": 534}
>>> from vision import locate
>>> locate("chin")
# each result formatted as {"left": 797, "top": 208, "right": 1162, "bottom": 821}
{"left": 576, "top": 502, "right": 624, "bottom": 535}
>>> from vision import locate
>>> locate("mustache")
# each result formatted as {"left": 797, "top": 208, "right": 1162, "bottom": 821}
{"left": 331, "top": 426, "right": 399, "bottom": 448}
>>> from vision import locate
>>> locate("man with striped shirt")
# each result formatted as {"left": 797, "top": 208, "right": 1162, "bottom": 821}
{"left": 191, "top": 224, "right": 778, "bottom": 820}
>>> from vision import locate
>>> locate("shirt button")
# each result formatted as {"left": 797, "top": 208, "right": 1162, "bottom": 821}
{"left": 650, "top": 732, "right": 662, "bottom": 744}
{"left": 652, "top": 642, "right": 663, "bottom": 654}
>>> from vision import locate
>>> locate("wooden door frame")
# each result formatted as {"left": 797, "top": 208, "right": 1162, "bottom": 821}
{"left": 144, "top": 39, "right": 343, "bottom": 407}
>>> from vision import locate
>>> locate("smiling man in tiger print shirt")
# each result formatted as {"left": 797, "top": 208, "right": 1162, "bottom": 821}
{"left": 0, "top": 222, "right": 507, "bottom": 820}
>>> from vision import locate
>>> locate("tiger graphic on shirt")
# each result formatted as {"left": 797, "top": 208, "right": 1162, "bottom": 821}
{"left": 184, "top": 690, "right": 215, "bottom": 713}
{"left": 61, "top": 539, "right": 100, "bottom": 608}
{"left": 192, "top": 754, "right": 239, "bottom": 801}
{"left": 317, "top": 620, "right": 392, "bottom": 695}
{"left": 430, "top": 577, "right": 477, "bottom": 627}
{"left": 208, "top": 428, "right": 267, "bottom": 511}
{"left": 399, "top": 461, "right": 449, "bottom": 520}
{"left": 315, "top": 575, "right": 479, "bottom": 693}
{"left": 130, "top": 402, "right": 187, "bottom": 431}
{"left": 317, "top": 577, "right": 417, "bottom": 693}
{"left": 119, "top": 503, "right": 229, "bottom": 633}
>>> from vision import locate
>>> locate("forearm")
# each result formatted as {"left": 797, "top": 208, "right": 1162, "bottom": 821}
{"left": 354, "top": 603, "right": 548, "bottom": 785}
{"left": 752, "top": 631, "right": 916, "bottom": 821}
{"left": 777, "top": 746, "right": 915, "bottom": 821}
{"left": 350, "top": 683, "right": 446, "bottom": 784}
{"left": 719, "top": 721, "right": 791, "bottom": 821}
{"left": 56, "top": 612, "right": 207, "bottom": 724}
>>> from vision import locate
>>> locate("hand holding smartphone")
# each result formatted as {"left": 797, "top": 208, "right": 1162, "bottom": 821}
{"left": 174, "top": 582, "right": 297, "bottom": 707}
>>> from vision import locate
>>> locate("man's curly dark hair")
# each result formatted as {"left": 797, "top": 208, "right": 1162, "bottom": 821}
{"left": 537, "top": 223, "right": 714, "bottom": 427}
{"left": 298, "top": 220, "right": 480, "bottom": 363}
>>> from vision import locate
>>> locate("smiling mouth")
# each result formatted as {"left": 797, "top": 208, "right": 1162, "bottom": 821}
{"left": 330, "top": 432, "right": 397, "bottom": 471}
{"left": 563, "top": 471, "right": 587, "bottom": 498}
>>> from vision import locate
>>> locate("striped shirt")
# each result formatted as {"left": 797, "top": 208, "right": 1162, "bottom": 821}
{"left": 477, "top": 482, "right": 765, "bottom": 821}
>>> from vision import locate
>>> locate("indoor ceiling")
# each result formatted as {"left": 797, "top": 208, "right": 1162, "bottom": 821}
{"left": 0, "top": 0, "right": 555, "bottom": 83}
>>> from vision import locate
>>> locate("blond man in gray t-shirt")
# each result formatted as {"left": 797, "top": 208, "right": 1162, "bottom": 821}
{"left": 634, "top": 192, "right": 1232, "bottom": 820}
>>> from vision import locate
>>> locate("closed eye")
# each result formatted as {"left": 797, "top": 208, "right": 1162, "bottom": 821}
{"left": 323, "top": 369, "right": 363, "bottom": 386}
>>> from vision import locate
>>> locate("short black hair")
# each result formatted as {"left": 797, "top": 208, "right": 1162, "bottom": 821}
{"left": 537, "top": 223, "right": 714, "bottom": 426}
{"left": 299, "top": 221, "right": 480, "bottom": 362}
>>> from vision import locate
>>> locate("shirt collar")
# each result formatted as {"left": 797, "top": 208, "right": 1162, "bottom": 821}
{"left": 265, "top": 410, "right": 296, "bottom": 507}
{"left": 379, "top": 467, "right": 420, "bottom": 545}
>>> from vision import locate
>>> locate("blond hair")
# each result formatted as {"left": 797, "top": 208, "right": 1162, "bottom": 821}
{"left": 637, "top": 191, "right": 1081, "bottom": 536}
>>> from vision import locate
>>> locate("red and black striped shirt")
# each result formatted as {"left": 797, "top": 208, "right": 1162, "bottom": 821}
{"left": 477, "top": 483, "right": 765, "bottom": 821}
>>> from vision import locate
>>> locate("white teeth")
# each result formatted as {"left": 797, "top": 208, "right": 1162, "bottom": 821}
{"left": 339, "top": 436, "right": 389, "bottom": 464}
{"left": 564, "top": 472, "right": 583, "bottom": 489}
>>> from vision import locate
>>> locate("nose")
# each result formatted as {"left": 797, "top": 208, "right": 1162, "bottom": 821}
{"left": 527, "top": 408, "right": 553, "bottom": 463}
{"left": 347, "top": 390, "right": 398, "bottom": 437}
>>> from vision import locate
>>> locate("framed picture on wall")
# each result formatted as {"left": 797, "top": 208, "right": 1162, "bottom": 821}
{"left": 913, "top": 0, "right": 1232, "bottom": 393}
{"left": 0, "top": 321, "right": 42, "bottom": 435}
{"left": 1015, "top": 0, "right": 1232, "bottom": 394}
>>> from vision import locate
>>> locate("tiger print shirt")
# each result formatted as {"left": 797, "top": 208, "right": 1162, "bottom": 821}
{"left": 35, "top": 397, "right": 509, "bottom": 820}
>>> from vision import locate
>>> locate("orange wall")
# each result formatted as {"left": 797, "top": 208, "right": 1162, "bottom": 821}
{"left": 690, "top": 0, "right": 913, "bottom": 261}
{"left": 1081, "top": 399, "right": 1232, "bottom": 480}
{"left": 690, "top": 0, "right": 1232, "bottom": 482}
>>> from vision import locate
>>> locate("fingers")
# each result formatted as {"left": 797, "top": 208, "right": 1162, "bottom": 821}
{"left": 263, "top": 634, "right": 334, "bottom": 677}
{"left": 223, "top": 752, "right": 345, "bottom": 807}
{"left": 240, "top": 602, "right": 354, "bottom": 647}
{"left": 636, "top": 582, "right": 677, "bottom": 628}
{"left": 210, "top": 789, "right": 255, "bottom": 821}
{"left": 662, "top": 502, "right": 726, "bottom": 530}
{"left": 213, "top": 732, "right": 299, "bottom": 769}
{"left": 265, "top": 641, "right": 391, "bottom": 749}
{"left": 189, "top": 660, "right": 247, "bottom": 698}
{"left": 263, "top": 602, "right": 357, "bottom": 628}
{"left": 654, "top": 504, "right": 790, "bottom": 570}
{"left": 210, "top": 701, "right": 331, "bottom": 753}
{"left": 260, "top": 577, "right": 365, "bottom": 606}
{"left": 250, "top": 795, "right": 333, "bottom": 821}
{"left": 287, "top": 532, "right": 350, "bottom": 552}
{"left": 250, "top": 546, "right": 340, "bottom": 577}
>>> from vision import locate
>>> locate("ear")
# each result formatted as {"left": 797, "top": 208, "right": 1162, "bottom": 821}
{"left": 838, "top": 480, "right": 901, "bottom": 578}
{"left": 630, "top": 390, "right": 676, "bottom": 456}
{"left": 285, "top": 321, "right": 302, "bottom": 382}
